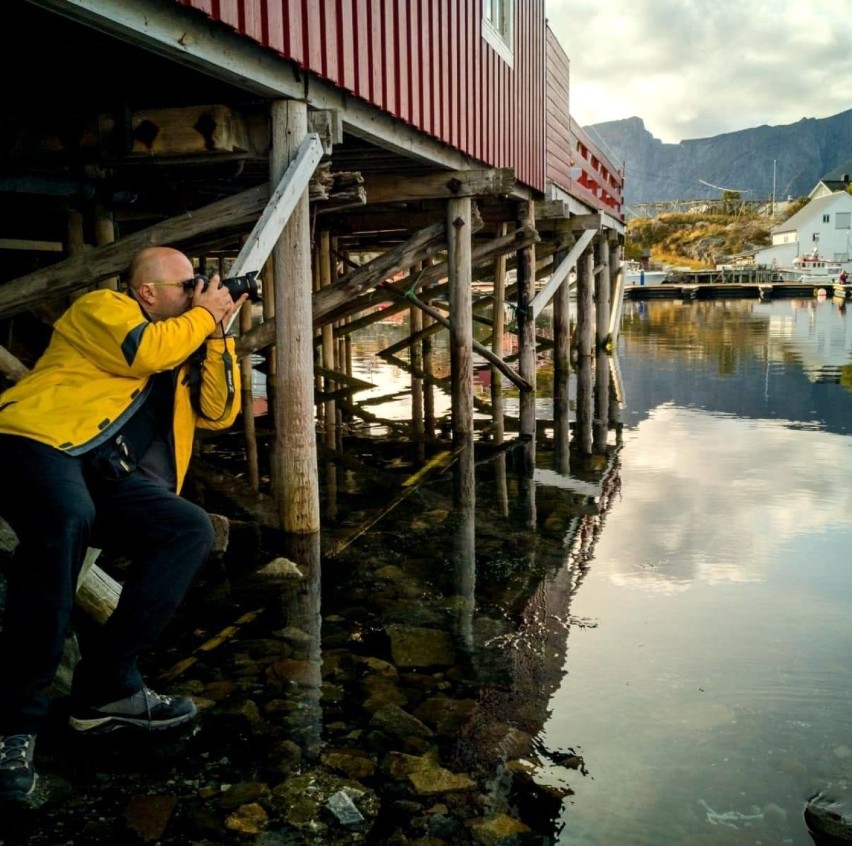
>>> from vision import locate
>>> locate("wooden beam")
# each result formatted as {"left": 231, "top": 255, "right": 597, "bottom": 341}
{"left": 236, "top": 220, "right": 448, "bottom": 357}
{"left": 0, "top": 345, "right": 29, "bottom": 382}
{"left": 362, "top": 168, "right": 515, "bottom": 204}
{"left": 322, "top": 222, "right": 537, "bottom": 334}
{"left": 0, "top": 239, "right": 63, "bottom": 252}
{"left": 402, "top": 291, "right": 531, "bottom": 392}
{"left": 568, "top": 214, "right": 603, "bottom": 230}
{"left": 98, "top": 104, "right": 258, "bottom": 158}
{"left": 534, "top": 200, "right": 569, "bottom": 220}
{"left": 0, "top": 184, "right": 271, "bottom": 318}
{"left": 223, "top": 133, "right": 324, "bottom": 332}
{"left": 529, "top": 229, "right": 595, "bottom": 318}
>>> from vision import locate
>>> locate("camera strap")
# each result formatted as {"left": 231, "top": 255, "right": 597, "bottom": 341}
{"left": 186, "top": 335, "right": 236, "bottom": 423}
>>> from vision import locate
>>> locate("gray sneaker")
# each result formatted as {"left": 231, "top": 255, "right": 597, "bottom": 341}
{"left": 0, "top": 733, "right": 36, "bottom": 800}
{"left": 68, "top": 688, "right": 197, "bottom": 734}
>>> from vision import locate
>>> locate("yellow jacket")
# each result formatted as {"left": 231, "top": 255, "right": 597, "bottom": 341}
{"left": 0, "top": 289, "right": 241, "bottom": 492}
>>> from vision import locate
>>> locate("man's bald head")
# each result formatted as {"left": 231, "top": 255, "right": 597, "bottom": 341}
{"left": 127, "top": 247, "right": 193, "bottom": 292}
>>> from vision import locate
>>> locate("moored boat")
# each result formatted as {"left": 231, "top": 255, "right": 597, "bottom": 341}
{"left": 775, "top": 250, "right": 844, "bottom": 284}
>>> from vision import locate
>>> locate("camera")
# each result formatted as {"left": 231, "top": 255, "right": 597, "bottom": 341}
{"left": 184, "top": 271, "right": 262, "bottom": 303}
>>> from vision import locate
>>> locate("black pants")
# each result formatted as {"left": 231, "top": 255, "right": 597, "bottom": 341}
{"left": 0, "top": 435, "right": 213, "bottom": 734}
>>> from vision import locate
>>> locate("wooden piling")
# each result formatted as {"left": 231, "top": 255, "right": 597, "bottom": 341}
{"left": 576, "top": 353, "right": 594, "bottom": 456}
{"left": 320, "top": 230, "right": 336, "bottom": 451}
{"left": 552, "top": 247, "right": 572, "bottom": 474}
{"left": 576, "top": 247, "right": 595, "bottom": 358}
{"left": 593, "top": 350, "right": 610, "bottom": 454}
{"left": 94, "top": 205, "right": 118, "bottom": 290}
{"left": 67, "top": 206, "right": 86, "bottom": 303}
{"left": 516, "top": 202, "right": 537, "bottom": 440}
{"left": 270, "top": 100, "right": 320, "bottom": 533}
{"left": 595, "top": 235, "right": 611, "bottom": 349}
{"left": 239, "top": 297, "right": 260, "bottom": 490}
{"left": 491, "top": 222, "right": 509, "bottom": 515}
{"left": 448, "top": 197, "right": 473, "bottom": 444}
{"left": 410, "top": 263, "right": 425, "bottom": 459}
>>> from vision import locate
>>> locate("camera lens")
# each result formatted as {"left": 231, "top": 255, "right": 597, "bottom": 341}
{"left": 221, "top": 272, "right": 262, "bottom": 303}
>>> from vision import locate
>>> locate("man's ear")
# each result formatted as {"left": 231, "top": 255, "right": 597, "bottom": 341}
{"left": 134, "top": 283, "right": 156, "bottom": 306}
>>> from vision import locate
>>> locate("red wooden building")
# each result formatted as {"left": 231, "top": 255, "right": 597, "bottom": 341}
{"left": 1, "top": 0, "right": 626, "bottom": 535}
{"left": 177, "top": 0, "right": 622, "bottom": 217}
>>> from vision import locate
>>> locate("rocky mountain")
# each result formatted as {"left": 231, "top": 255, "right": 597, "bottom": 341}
{"left": 586, "top": 109, "right": 852, "bottom": 208}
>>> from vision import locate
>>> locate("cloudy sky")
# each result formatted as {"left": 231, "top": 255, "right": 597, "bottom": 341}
{"left": 545, "top": 0, "right": 852, "bottom": 144}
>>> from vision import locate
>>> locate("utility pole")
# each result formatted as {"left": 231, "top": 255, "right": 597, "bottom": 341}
{"left": 772, "top": 160, "right": 777, "bottom": 218}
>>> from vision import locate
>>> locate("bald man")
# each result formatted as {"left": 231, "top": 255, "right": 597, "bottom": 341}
{"left": 0, "top": 247, "right": 248, "bottom": 801}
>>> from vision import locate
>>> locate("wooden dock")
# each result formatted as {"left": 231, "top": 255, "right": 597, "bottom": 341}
{"left": 627, "top": 282, "right": 851, "bottom": 301}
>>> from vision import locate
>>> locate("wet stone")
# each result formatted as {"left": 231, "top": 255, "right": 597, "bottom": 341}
{"left": 322, "top": 749, "right": 377, "bottom": 780}
{"left": 325, "top": 788, "right": 366, "bottom": 828}
{"left": 266, "top": 658, "right": 320, "bottom": 688}
{"left": 252, "top": 557, "right": 303, "bottom": 581}
{"left": 264, "top": 738, "right": 303, "bottom": 781}
{"left": 468, "top": 813, "right": 531, "bottom": 845}
{"left": 361, "top": 675, "right": 408, "bottom": 713}
{"left": 271, "top": 772, "right": 379, "bottom": 833}
{"left": 387, "top": 625, "right": 456, "bottom": 668}
{"left": 384, "top": 752, "right": 476, "bottom": 796}
{"left": 805, "top": 785, "right": 852, "bottom": 842}
{"left": 414, "top": 696, "right": 478, "bottom": 735}
{"left": 124, "top": 794, "right": 177, "bottom": 842}
{"left": 355, "top": 655, "right": 399, "bottom": 679}
{"left": 224, "top": 801, "right": 269, "bottom": 834}
{"left": 219, "top": 781, "right": 272, "bottom": 811}
{"left": 203, "top": 679, "right": 239, "bottom": 701}
{"left": 369, "top": 704, "right": 434, "bottom": 743}
{"left": 408, "top": 765, "right": 476, "bottom": 796}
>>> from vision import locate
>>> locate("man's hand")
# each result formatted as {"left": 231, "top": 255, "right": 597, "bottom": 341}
{"left": 192, "top": 275, "right": 249, "bottom": 337}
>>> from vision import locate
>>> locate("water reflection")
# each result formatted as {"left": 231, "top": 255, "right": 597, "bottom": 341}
{"left": 6, "top": 298, "right": 852, "bottom": 845}
{"left": 544, "top": 298, "right": 852, "bottom": 846}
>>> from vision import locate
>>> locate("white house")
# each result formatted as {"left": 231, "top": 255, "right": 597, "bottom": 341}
{"left": 808, "top": 160, "right": 852, "bottom": 200}
{"left": 754, "top": 190, "right": 852, "bottom": 271}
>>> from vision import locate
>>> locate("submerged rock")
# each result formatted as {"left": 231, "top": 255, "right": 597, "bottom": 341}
{"left": 805, "top": 785, "right": 852, "bottom": 843}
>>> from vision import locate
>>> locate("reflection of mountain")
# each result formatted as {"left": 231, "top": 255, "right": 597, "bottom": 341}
{"left": 619, "top": 300, "right": 852, "bottom": 435}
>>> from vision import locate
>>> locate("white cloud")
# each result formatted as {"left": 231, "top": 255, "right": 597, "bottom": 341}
{"left": 592, "top": 404, "right": 852, "bottom": 592}
{"left": 546, "top": 0, "right": 852, "bottom": 142}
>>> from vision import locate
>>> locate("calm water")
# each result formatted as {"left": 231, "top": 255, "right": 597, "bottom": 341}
{"left": 5, "top": 296, "right": 852, "bottom": 845}
{"left": 346, "top": 296, "right": 852, "bottom": 844}
{"left": 541, "top": 298, "right": 852, "bottom": 845}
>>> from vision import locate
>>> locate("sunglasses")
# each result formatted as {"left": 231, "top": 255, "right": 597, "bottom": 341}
{"left": 147, "top": 273, "right": 209, "bottom": 292}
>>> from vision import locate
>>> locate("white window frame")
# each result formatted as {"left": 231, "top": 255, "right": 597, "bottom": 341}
{"left": 482, "top": 0, "right": 514, "bottom": 67}
{"left": 836, "top": 212, "right": 851, "bottom": 229}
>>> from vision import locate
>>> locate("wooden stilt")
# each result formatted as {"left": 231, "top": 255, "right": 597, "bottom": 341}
{"left": 410, "top": 263, "right": 425, "bottom": 460}
{"left": 262, "top": 253, "right": 277, "bottom": 429}
{"left": 270, "top": 99, "right": 320, "bottom": 533}
{"left": 312, "top": 241, "right": 324, "bottom": 427}
{"left": 595, "top": 235, "right": 611, "bottom": 349}
{"left": 453, "top": 441, "right": 476, "bottom": 649}
{"left": 576, "top": 353, "right": 594, "bottom": 456}
{"left": 94, "top": 205, "right": 119, "bottom": 290}
{"left": 576, "top": 246, "right": 595, "bottom": 358}
{"left": 516, "top": 202, "right": 537, "bottom": 441}
{"left": 320, "top": 230, "right": 336, "bottom": 451}
{"left": 448, "top": 197, "right": 473, "bottom": 445}
{"left": 66, "top": 206, "right": 86, "bottom": 303}
{"left": 239, "top": 294, "right": 260, "bottom": 490}
{"left": 491, "top": 222, "right": 509, "bottom": 515}
{"left": 553, "top": 247, "right": 572, "bottom": 474}
{"left": 422, "top": 257, "right": 436, "bottom": 440}
{"left": 594, "top": 350, "right": 610, "bottom": 454}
